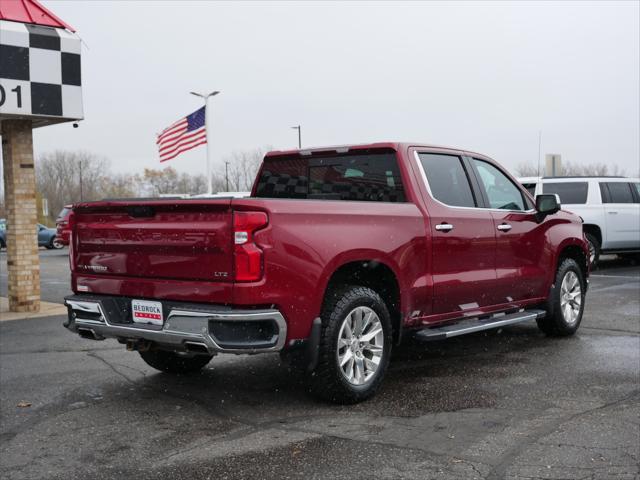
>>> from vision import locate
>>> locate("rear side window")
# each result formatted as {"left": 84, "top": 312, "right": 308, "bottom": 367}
{"left": 418, "top": 153, "right": 476, "bottom": 207}
{"left": 543, "top": 182, "right": 588, "bottom": 204}
{"left": 255, "top": 152, "right": 406, "bottom": 202}
{"left": 600, "top": 182, "right": 635, "bottom": 204}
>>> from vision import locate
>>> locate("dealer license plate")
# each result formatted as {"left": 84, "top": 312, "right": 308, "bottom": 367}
{"left": 131, "top": 300, "right": 164, "bottom": 326}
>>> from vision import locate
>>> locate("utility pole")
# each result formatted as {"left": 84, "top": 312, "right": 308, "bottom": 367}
{"left": 225, "top": 161, "right": 230, "bottom": 192}
{"left": 190, "top": 90, "right": 220, "bottom": 195}
{"left": 79, "top": 158, "right": 83, "bottom": 201}
{"left": 291, "top": 125, "right": 302, "bottom": 149}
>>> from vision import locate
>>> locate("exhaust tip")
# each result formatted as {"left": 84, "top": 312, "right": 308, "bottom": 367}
{"left": 78, "top": 328, "right": 103, "bottom": 341}
{"left": 184, "top": 342, "right": 210, "bottom": 354}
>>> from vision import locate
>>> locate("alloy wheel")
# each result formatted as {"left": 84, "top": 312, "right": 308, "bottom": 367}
{"left": 560, "top": 271, "right": 582, "bottom": 325}
{"left": 337, "top": 306, "right": 384, "bottom": 386}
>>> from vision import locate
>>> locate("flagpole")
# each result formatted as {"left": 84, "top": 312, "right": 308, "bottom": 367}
{"left": 205, "top": 95, "right": 213, "bottom": 195}
{"left": 190, "top": 90, "right": 220, "bottom": 195}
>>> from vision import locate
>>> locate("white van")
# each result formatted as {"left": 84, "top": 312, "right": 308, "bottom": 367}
{"left": 518, "top": 177, "right": 640, "bottom": 264}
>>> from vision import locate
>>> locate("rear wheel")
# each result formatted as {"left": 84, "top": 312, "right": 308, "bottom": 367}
{"left": 310, "top": 286, "right": 392, "bottom": 404}
{"left": 537, "top": 258, "right": 585, "bottom": 336}
{"left": 51, "top": 238, "right": 64, "bottom": 249}
{"left": 138, "top": 349, "right": 213, "bottom": 374}
{"left": 585, "top": 232, "right": 600, "bottom": 268}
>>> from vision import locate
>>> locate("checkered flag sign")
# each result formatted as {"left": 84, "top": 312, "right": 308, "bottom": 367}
{"left": 0, "top": 20, "right": 83, "bottom": 123}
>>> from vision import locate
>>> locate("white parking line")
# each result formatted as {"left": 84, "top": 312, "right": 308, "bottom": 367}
{"left": 590, "top": 274, "right": 640, "bottom": 280}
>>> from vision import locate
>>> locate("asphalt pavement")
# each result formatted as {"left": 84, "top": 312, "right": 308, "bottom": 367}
{"left": 0, "top": 251, "right": 638, "bottom": 479}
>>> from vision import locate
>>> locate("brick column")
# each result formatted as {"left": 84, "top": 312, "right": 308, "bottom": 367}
{"left": 2, "top": 119, "right": 40, "bottom": 312}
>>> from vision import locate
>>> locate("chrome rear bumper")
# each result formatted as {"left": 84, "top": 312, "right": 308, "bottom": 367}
{"left": 64, "top": 294, "right": 287, "bottom": 354}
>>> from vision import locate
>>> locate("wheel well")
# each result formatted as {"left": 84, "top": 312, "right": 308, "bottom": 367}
{"left": 558, "top": 245, "right": 588, "bottom": 281}
{"left": 324, "top": 261, "right": 401, "bottom": 343}
{"left": 582, "top": 224, "right": 602, "bottom": 246}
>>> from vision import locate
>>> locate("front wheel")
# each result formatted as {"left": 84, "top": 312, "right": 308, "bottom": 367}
{"left": 139, "top": 349, "right": 213, "bottom": 374}
{"left": 537, "top": 258, "right": 586, "bottom": 336}
{"left": 310, "top": 286, "right": 392, "bottom": 404}
{"left": 51, "top": 238, "right": 64, "bottom": 249}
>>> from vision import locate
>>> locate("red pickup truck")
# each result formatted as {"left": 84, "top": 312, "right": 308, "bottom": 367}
{"left": 64, "top": 143, "right": 589, "bottom": 403}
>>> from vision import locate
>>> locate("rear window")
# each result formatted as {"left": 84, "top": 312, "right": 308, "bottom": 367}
{"left": 254, "top": 152, "right": 406, "bottom": 202}
{"left": 418, "top": 153, "right": 476, "bottom": 207}
{"left": 600, "top": 182, "right": 635, "bottom": 204}
{"left": 542, "top": 182, "right": 588, "bottom": 204}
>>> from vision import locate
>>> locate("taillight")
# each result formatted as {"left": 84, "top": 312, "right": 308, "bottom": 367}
{"left": 67, "top": 211, "right": 76, "bottom": 271}
{"left": 233, "top": 211, "right": 268, "bottom": 282}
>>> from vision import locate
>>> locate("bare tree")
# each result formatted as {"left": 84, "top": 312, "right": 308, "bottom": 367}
{"left": 37, "top": 150, "right": 110, "bottom": 222}
{"left": 222, "top": 147, "right": 270, "bottom": 192}
{"left": 99, "top": 173, "right": 137, "bottom": 199}
{"left": 515, "top": 163, "right": 540, "bottom": 177}
{"left": 515, "top": 161, "right": 626, "bottom": 177}
{"left": 560, "top": 161, "right": 625, "bottom": 176}
{"left": 137, "top": 167, "right": 215, "bottom": 196}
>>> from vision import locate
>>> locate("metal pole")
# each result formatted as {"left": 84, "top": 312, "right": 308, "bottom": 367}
{"left": 291, "top": 125, "right": 302, "bottom": 149}
{"left": 191, "top": 90, "right": 219, "bottom": 196}
{"left": 79, "top": 159, "right": 83, "bottom": 201}
{"left": 537, "top": 130, "right": 542, "bottom": 178}
{"left": 225, "top": 161, "right": 229, "bottom": 191}
{"left": 204, "top": 96, "right": 213, "bottom": 195}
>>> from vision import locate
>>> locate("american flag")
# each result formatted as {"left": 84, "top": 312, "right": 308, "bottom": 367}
{"left": 156, "top": 107, "right": 207, "bottom": 162}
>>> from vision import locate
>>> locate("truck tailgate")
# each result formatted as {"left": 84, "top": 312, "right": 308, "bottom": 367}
{"left": 73, "top": 199, "right": 233, "bottom": 282}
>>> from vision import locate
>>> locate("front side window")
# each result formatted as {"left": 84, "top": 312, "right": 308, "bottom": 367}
{"left": 542, "top": 182, "right": 588, "bottom": 204}
{"left": 601, "top": 182, "right": 634, "bottom": 204}
{"left": 473, "top": 159, "right": 526, "bottom": 211}
{"left": 418, "top": 153, "right": 476, "bottom": 208}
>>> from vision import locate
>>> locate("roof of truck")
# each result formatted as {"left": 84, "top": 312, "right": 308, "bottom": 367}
{"left": 265, "top": 142, "right": 487, "bottom": 158}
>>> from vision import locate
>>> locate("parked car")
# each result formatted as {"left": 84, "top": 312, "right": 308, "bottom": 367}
{"left": 55, "top": 205, "right": 73, "bottom": 246}
{"left": 0, "top": 219, "right": 63, "bottom": 249}
{"left": 518, "top": 176, "right": 640, "bottom": 264}
{"left": 0, "top": 219, "right": 5, "bottom": 249}
{"left": 64, "top": 142, "right": 589, "bottom": 403}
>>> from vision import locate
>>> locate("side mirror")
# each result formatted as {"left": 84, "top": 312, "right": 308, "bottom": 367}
{"left": 535, "top": 194, "right": 561, "bottom": 216}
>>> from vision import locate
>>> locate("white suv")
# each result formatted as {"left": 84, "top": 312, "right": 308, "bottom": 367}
{"left": 519, "top": 177, "right": 640, "bottom": 264}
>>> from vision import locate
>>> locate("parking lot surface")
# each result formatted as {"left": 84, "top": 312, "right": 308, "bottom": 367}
{"left": 1, "top": 251, "right": 639, "bottom": 479}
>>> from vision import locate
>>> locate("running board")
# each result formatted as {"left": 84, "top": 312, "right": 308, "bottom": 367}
{"left": 415, "top": 309, "right": 546, "bottom": 341}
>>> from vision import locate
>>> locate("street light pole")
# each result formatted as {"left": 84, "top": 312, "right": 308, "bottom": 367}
{"left": 291, "top": 125, "right": 302, "bottom": 149}
{"left": 224, "top": 161, "right": 230, "bottom": 192}
{"left": 190, "top": 90, "right": 220, "bottom": 195}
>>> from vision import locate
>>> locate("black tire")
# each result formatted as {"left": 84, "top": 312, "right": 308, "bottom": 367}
{"left": 0, "top": 239, "right": 5, "bottom": 249}
{"left": 138, "top": 349, "right": 213, "bottom": 374}
{"left": 51, "top": 238, "right": 64, "bottom": 249}
{"left": 310, "top": 285, "right": 392, "bottom": 404}
{"left": 585, "top": 232, "right": 600, "bottom": 268}
{"left": 537, "top": 258, "right": 586, "bottom": 337}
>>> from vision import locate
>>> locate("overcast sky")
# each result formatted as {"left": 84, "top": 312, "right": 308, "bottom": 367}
{"left": 28, "top": 1, "right": 640, "bottom": 177}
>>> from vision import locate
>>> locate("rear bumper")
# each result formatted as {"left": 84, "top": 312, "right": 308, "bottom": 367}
{"left": 64, "top": 294, "right": 287, "bottom": 354}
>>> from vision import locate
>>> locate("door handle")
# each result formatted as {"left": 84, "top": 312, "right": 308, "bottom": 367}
{"left": 497, "top": 223, "right": 512, "bottom": 232}
{"left": 435, "top": 223, "right": 454, "bottom": 232}
{"left": 608, "top": 211, "right": 618, "bottom": 214}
